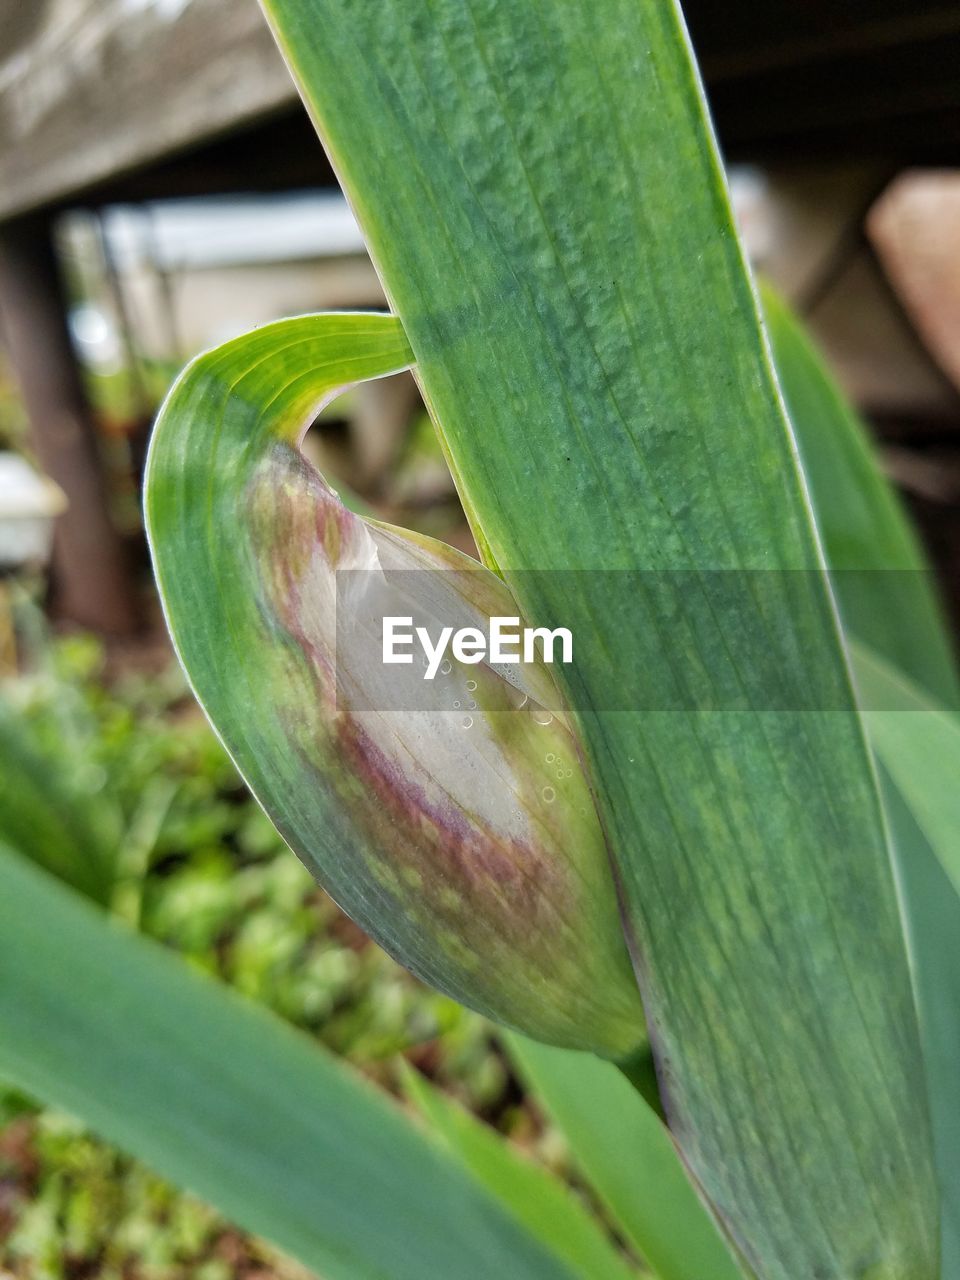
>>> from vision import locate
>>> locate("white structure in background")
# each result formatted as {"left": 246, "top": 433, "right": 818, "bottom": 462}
{"left": 72, "top": 183, "right": 774, "bottom": 369}
{"left": 104, "top": 191, "right": 367, "bottom": 271}
{"left": 59, "top": 191, "right": 411, "bottom": 488}
{"left": 68, "top": 301, "right": 125, "bottom": 372}
{"left": 66, "top": 192, "right": 381, "bottom": 360}
{"left": 62, "top": 166, "right": 953, "bottom": 428}
{"left": 728, "top": 166, "right": 776, "bottom": 267}
{"left": 0, "top": 453, "right": 66, "bottom": 569}
{"left": 64, "top": 177, "right": 771, "bottom": 371}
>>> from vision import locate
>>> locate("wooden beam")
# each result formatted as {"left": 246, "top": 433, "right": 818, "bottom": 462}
{"left": 73, "top": 111, "right": 336, "bottom": 209}
{"left": 3, "top": 0, "right": 960, "bottom": 223}
{"left": 0, "top": 0, "right": 296, "bottom": 221}
{"left": 0, "top": 214, "right": 139, "bottom": 634}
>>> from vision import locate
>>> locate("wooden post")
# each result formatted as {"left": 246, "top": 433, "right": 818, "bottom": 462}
{"left": 0, "top": 213, "right": 139, "bottom": 634}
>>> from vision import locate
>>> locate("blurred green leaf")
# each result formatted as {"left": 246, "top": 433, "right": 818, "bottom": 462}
{"left": 402, "top": 1062, "right": 639, "bottom": 1280}
{"left": 764, "top": 284, "right": 960, "bottom": 1277}
{"left": 0, "top": 700, "right": 115, "bottom": 903}
{"left": 0, "top": 842, "right": 576, "bottom": 1280}
{"left": 852, "top": 645, "right": 960, "bottom": 895}
{"left": 762, "top": 282, "right": 959, "bottom": 708}
{"left": 504, "top": 1035, "right": 742, "bottom": 1280}
{"left": 871, "top": 768, "right": 960, "bottom": 1279}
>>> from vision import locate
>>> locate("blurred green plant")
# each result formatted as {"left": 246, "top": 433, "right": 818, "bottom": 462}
{"left": 0, "top": 357, "right": 31, "bottom": 453}
{"left": 2, "top": 1111, "right": 312, "bottom": 1280}
{"left": 0, "top": 628, "right": 513, "bottom": 1279}
{"left": 4, "top": 624, "right": 503, "bottom": 1078}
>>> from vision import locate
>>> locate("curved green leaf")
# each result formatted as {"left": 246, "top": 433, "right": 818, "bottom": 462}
{"left": 145, "top": 313, "right": 644, "bottom": 1058}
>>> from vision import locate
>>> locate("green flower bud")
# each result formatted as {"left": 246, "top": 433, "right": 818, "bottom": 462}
{"left": 146, "top": 314, "right": 645, "bottom": 1058}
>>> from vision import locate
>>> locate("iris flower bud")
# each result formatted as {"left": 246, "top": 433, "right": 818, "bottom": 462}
{"left": 146, "top": 314, "right": 645, "bottom": 1058}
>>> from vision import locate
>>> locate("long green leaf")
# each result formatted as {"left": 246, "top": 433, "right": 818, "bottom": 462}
{"left": 0, "top": 841, "right": 577, "bottom": 1280}
{"left": 505, "top": 1035, "right": 742, "bottom": 1280}
{"left": 856, "top": 650, "right": 960, "bottom": 1280}
{"left": 852, "top": 646, "right": 960, "bottom": 894}
{"left": 765, "top": 286, "right": 960, "bottom": 1277}
{"left": 402, "top": 1062, "right": 639, "bottom": 1280}
{"left": 873, "top": 767, "right": 960, "bottom": 1280}
{"left": 258, "top": 3, "right": 937, "bottom": 1275}
{"left": 0, "top": 700, "right": 115, "bottom": 904}
{"left": 762, "top": 283, "right": 959, "bottom": 708}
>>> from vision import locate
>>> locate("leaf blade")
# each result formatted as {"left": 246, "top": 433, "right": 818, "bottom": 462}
{"left": 402, "top": 1062, "right": 640, "bottom": 1280}
{"left": 0, "top": 700, "right": 116, "bottom": 904}
{"left": 504, "top": 1035, "right": 744, "bottom": 1280}
{"left": 258, "top": 3, "right": 939, "bottom": 1274}
{"left": 764, "top": 285, "right": 960, "bottom": 1277}
{"left": 762, "top": 281, "right": 960, "bottom": 708}
{"left": 852, "top": 645, "right": 960, "bottom": 893}
{"left": 0, "top": 841, "right": 576, "bottom": 1280}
